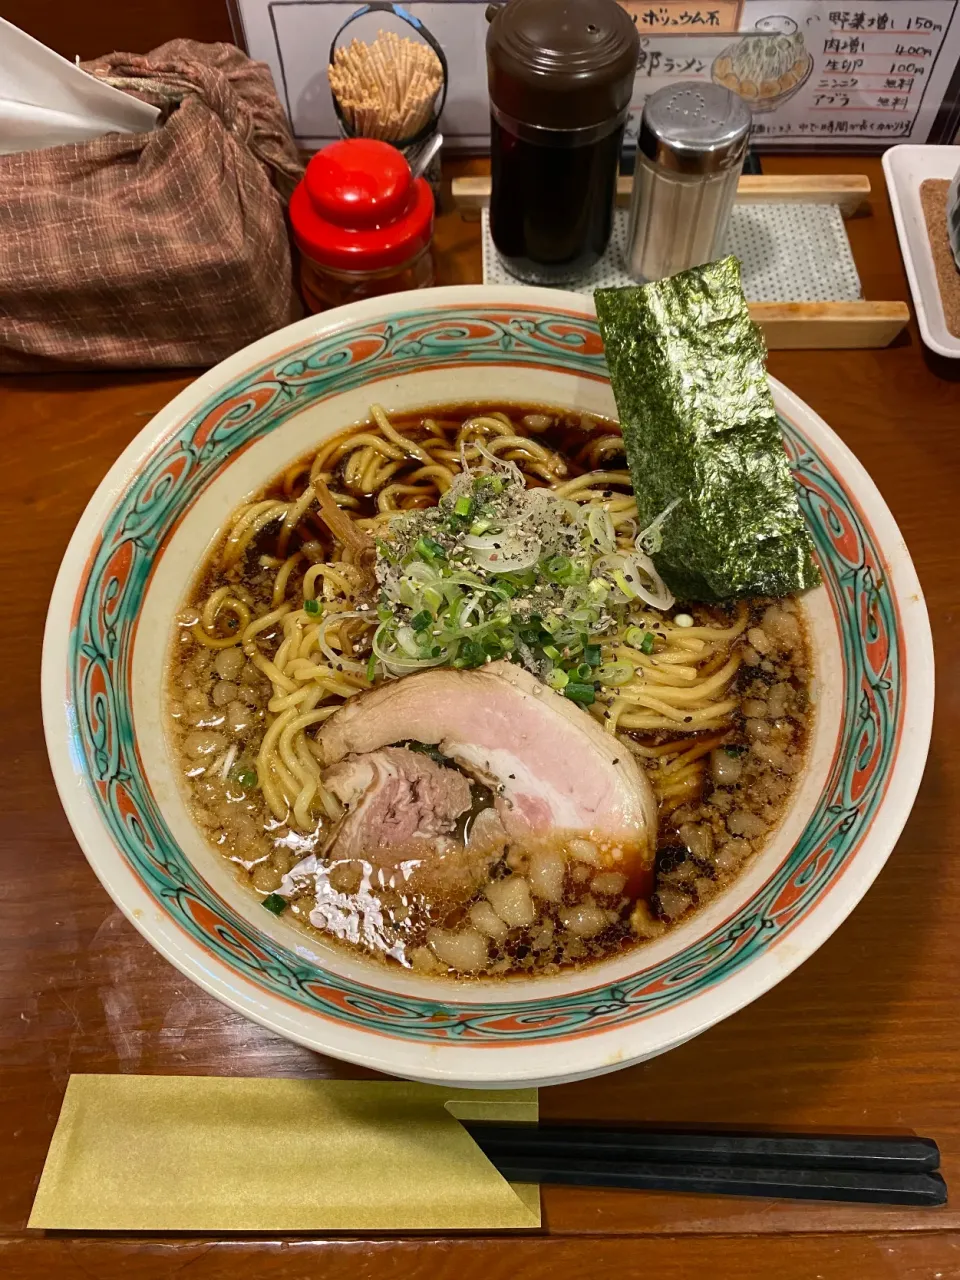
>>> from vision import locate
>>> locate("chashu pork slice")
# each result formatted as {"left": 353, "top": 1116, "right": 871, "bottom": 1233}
{"left": 325, "top": 746, "right": 472, "bottom": 860}
{"left": 321, "top": 747, "right": 504, "bottom": 907}
{"left": 316, "top": 661, "right": 657, "bottom": 891}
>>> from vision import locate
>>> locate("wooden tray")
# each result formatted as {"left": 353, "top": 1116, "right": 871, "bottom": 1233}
{"left": 450, "top": 174, "right": 909, "bottom": 351}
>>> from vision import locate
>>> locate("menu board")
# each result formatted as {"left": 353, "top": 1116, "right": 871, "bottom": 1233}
{"left": 235, "top": 0, "right": 960, "bottom": 149}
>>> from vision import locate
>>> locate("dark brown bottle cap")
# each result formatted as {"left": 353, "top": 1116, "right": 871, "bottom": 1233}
{"left": 487, "top": 0, "right": 639, "bottom": 132}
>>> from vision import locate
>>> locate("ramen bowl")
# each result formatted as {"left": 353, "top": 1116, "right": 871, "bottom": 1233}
{"left": 42, "top": 285, "right": 933, "bottom": 1086}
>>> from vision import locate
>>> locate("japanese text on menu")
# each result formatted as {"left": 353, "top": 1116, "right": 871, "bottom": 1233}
{"left": 621, "top": 0, "right": 960, "bottom": 145}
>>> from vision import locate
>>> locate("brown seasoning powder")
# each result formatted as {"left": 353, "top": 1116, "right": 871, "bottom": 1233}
{"left": 920, "top": 178, "right": 960, "bottom": 339}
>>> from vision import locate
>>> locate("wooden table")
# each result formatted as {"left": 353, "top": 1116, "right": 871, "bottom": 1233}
{"left": 2, "top": 154, "right": 959, "bottom": 1280}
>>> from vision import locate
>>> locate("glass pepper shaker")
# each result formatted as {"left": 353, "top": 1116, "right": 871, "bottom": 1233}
{"left": 486, "top": 0, "right": 639, "bottom": 284}
{"left": 625, "top": 83, "right": 751, "bottom": 283}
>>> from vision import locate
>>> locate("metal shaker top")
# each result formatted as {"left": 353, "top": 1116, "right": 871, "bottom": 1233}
{"left": 638, "top": 83, "right": 751, "bottom": 175}
{"left": 486, "top": 0, "right": 639, "bottom": 131}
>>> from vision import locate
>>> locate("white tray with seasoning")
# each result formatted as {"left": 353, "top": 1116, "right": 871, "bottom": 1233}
{"left": 883, "top": 144, "right": 960, "bottom": 360}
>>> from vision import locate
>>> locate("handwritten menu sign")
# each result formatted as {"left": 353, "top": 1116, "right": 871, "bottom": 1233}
{"left": 716, "top": 1, "right": 960, "bottom": 144}
{"left": 235, "top": 0, "right": 960, "bottom": 148}
{"left": 619, "top": 1, "right": 744, "bottom": 29}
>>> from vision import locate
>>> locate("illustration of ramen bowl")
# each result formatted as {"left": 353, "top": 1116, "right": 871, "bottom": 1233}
{"left": 713, "top": 16, "right": 814, "bottom": 113}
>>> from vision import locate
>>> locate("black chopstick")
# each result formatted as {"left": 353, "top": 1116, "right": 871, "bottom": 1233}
{"left": 487, "top": 1156, "right": 947, "bottom": 1207}
{"left": 462, "top": 1125, "right": 946, "bottom": 1207}
{"left": 464, "top": 1123, "right": 941, "bottom": 1173}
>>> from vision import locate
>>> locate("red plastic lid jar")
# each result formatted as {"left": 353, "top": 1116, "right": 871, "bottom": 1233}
{"left": 289, "top": 138, "right": 434, "bottom": 275}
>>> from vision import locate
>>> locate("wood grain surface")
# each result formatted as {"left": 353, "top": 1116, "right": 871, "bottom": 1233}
{"left": 2, "top": 1, "right": 235, "bottom": 62}
{"left": 2, "top": 155, "right": 959, "bottom": 1280}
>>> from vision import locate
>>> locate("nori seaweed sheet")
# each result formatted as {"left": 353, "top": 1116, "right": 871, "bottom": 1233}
{"left": 595, "top": 256, "right": 821, "bottom": 602}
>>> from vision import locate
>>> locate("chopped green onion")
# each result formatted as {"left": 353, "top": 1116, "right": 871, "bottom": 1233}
{"left": 410, "top": 610, "right": 432, "bottom": 632}
{"left": 366, "top": 651, "right": 377, "bottom": 682}
{"left": 454, "top": 495, "right": 473, "bottom": 518}
{"left": 262, "top": 893, "right": 287, "bottom": 916}
{"left": 612, "top": 569, "right": 637, "bottom": 599}
{"left": 584, "top": 644, "right": 602, "bottom": 667}
{"left": 377, "top": 604, "right": 393, "bottom": 623}
{"left": 494, "top": 579, "right": 517, "bottom": 599}
{"left": 233, "top": 767, "right": 258, "bottom": 789}
{"left": 625, "top": 627, "right": 656, "bottom": 655}
{"left": 415, "top": 536, "right": 447, "bottom": 562}
{"left": 563, "top": 681, "right": 596, "bottom": 706}
{"left": 574, "top": 662, "right": 592, "bottom": 680}
{"left": 453, "top": 639, "right": 486, "bottom": 669}
{"left": 542, "top": 555, "right": 588, "bottom": 587}
{"left": 423, "top": 586, "right": 444, "bottom": 612}
{"left": 546, "top": 667, "right": 569, "bottom": 689}
{"left": 543, "top": 644, "right": 561, "bottom": 661}
{"left": 542, "top": 554, "right": 572, "bottom": 583}
{"left": 470, "top": 518, "right": 492, "bottom": 536}
{"left": 304, "top": 598, "right": 321, "bottom": 615}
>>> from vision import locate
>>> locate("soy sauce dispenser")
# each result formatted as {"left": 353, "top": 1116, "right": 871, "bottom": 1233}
{"left": 486, "top": 0, "right": 639, "bottom": 283}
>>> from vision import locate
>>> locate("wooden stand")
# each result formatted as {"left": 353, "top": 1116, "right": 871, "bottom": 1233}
{"left": 450, "top": 174, "right": 909, "bottom": 351}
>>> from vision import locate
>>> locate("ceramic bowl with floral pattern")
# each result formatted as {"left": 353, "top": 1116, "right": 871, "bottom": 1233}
{"left": 42, "top": 286, "right": 932, "bottom": 1085}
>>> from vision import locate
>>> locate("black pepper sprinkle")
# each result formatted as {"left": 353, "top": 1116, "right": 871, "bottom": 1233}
{"left": 684, "top": 715, "right": 693, "bottom": 723}
{"left": 612, "top": 758, "right": 620, "bottom": 765}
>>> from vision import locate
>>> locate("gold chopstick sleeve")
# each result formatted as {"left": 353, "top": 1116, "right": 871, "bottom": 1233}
{"left": 28, "top": 1075, "right": 540, "bottom": 1231}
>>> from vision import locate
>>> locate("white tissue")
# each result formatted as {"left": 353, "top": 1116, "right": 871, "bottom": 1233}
{"left": 0, "top": 17, "right": 158, "bottom": 155}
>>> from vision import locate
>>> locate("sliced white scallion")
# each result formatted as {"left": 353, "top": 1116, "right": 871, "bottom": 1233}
{"left": 636, "top": 496, "right": 681, "bottom": 555}
{"left": 395, "top": 625, "right": 421, "bottom": 657}
{"left": 630, "top": 549, "right": 675, "bottom": 611}
{"left": 596, "top": 660, "right": 635, "bottom": 686}
{"left": 583, "top": 504, "right": 616, "bottom": 553}
{"left": 317, "top": 609, "right": 375, "bottom": 674}
{"left": 372, "top": 623, "right": 454, "bottom": 676}
{"left": 463, "top": 530, "right": 542, "bottom": 574}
